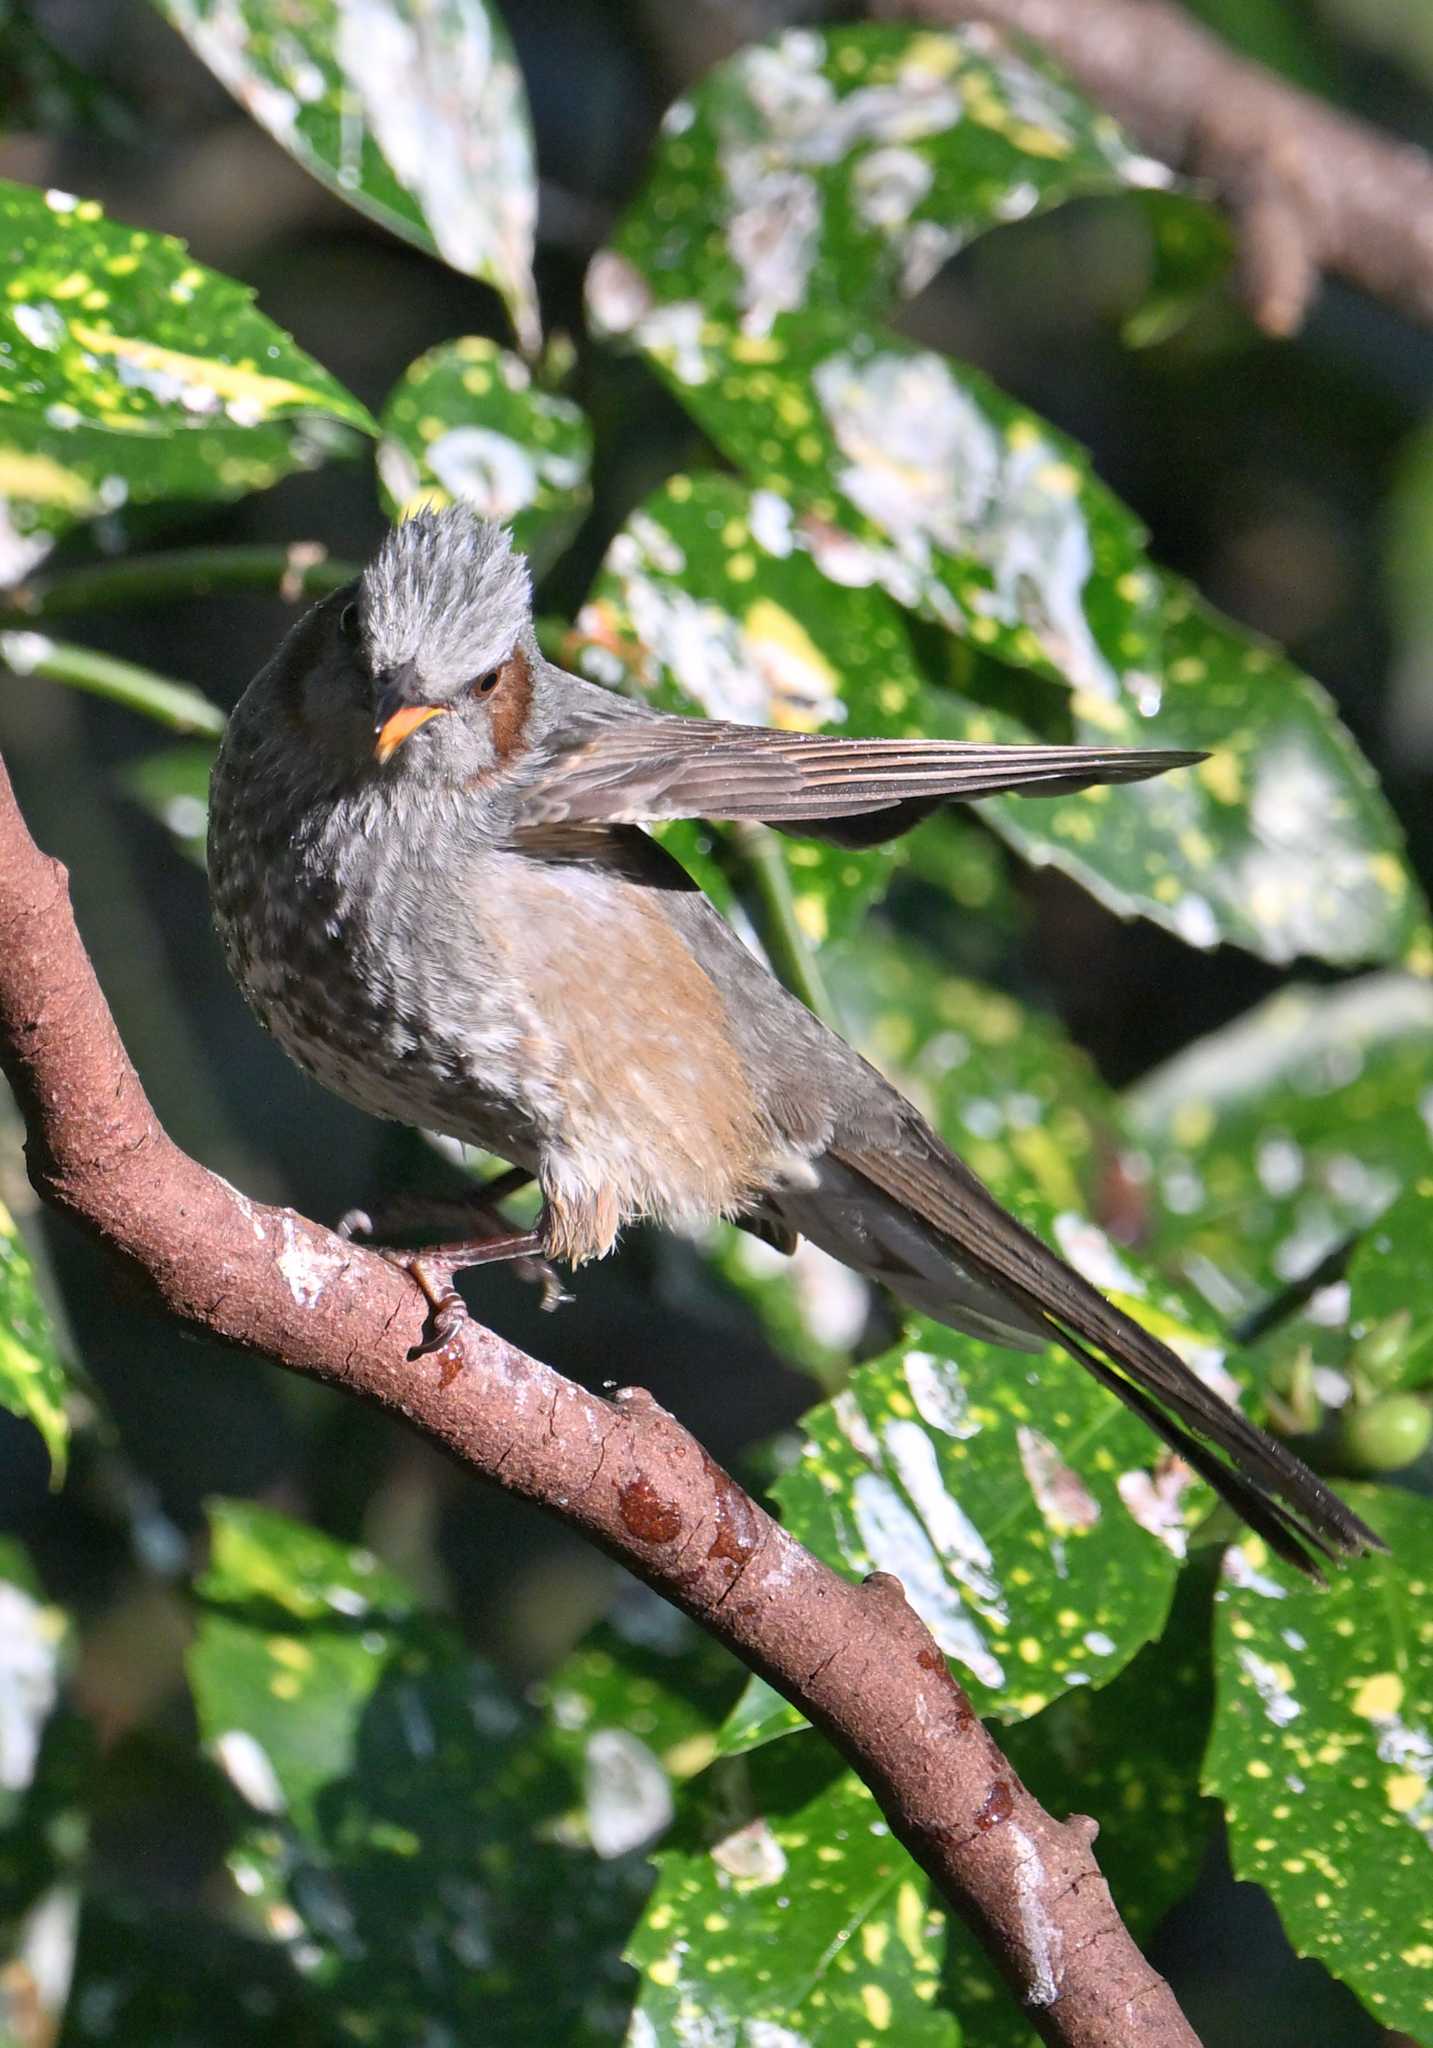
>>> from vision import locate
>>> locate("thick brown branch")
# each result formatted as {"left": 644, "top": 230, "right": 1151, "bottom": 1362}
{"left": 0, "top": 747, "right": 1200, "bottom": 2048}
{"left": 880, "top": 0, "right": 1433, "bottom": 335}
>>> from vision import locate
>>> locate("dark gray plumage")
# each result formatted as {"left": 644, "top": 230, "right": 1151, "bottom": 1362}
{"left": 207, "top": 506, "right": 1383, "bottom": 1577}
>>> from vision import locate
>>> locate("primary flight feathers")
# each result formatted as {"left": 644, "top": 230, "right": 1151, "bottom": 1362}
{"left": 522, "top": 717, "right": 1203, "bottom": 836}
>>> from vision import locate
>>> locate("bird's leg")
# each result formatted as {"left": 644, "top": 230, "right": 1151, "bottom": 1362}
{"left": 378, "top": 1216, "right": 557, "bottom": 1358}
{"left": 339, "top": 1168, "right": 568, "bottom": 1312}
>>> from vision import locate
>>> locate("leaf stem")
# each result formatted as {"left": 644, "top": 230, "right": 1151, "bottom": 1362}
{"left": 727, "top": 821, "right": 840, "bottom": 1031}
{"left": 3, "top": 544, "right": 358, "bottom": 620}
{"left": 1, "top": 632, "right": 226, "bottom": 737}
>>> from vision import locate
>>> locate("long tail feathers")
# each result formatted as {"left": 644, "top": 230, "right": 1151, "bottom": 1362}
{"left": 834, "top": 1131, "right": 1385, "bottom": 1578}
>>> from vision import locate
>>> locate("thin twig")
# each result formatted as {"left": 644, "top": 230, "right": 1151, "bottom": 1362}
{"left": 0, "top": 746, "right": 1202, "bottom": 2048}
{"left": 1, "top": 631, "right": 226, "bottom": 736}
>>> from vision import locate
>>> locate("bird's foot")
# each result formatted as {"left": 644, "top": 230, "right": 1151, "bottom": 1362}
{"left": 338, "top": 1174, "right": 568, "bottom": 1316}
{"left": 367, "top": 1222, "right": 557, "bottom": 1360}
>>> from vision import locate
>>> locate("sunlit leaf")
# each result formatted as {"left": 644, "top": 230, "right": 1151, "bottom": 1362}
{"left": 953, "top": 572, "right": 1428, "bottom": 966}
{"left": 1206, "top": 1491, "right": 1433, "bottom": 2042}
{"left": 0, "top": 1196, "right": 68, "bottom": 1481}
{"left": 0, "top": 178, "right": 373, "bottom": 578}
{"left": 119, "top": 742, "right": 218, "bottom": 864}
{"left": 376, "top": 336, "right": 591, "bottom": 571}
{"left": 590, "top": 22, "right": 1178, "bottom": 341}
{"left": 627, "top": 1739, "right": 954, "bottom": 2048}
{"left": 154, "top": 0, "right": 540, "bottom": 352}
{"left": 188, "top": 1503, "right": 653, "bottom": 2045}
{"left": 1127, "top": 973, "right": 1433, "bottom": 1318}
{"left": 0, "top": 1540, "right": 68, "bottom": 1825}
{"left": 1343, "top": 1178, "right": 1433, "bottom": 1394}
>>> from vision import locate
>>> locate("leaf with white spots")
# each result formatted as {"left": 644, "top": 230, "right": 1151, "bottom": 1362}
{"left": 0, "top": 177, "right": 373, "bottom": 575}
{"left": 0, "top": 1541, "right": 69, "bottom": 1827}
{"left": 1127, "top": 973, "right": 1433, "bottom": 1319}
{"left": 1206, "top": 1489, "right": 1433, "bottom": 2041}
{"left": 153, "top": 0, "right": 540, "bottom": 351}
{"left": 626, "top": 309, "right": 1165, "bottom": 709}
{"left": 376, "top": 336, "right": 591, "bottom": 571}
{"left": 591, "top": 22, "right": 1185, "bottom": 343}
{"left": 958, "top": 573, "right": 1429, "bottom": 967}
{"left": 0, "top": 1196, "right": 69, "bottom": 1482}
{"left": 774, "top": 1306, "right": 1199, "bottom": 1722}
{"left": 188, "top": 1502, "right": 659, "bottom": 2045}
{"left": 627, "top": 1738, "right": 955, "bottom": 2048}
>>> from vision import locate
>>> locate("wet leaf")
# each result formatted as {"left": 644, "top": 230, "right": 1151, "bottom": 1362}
{"left": 591, "top": 21, "right": 1177, "bottom": 340}
{"left": 1127, "top": 973, "right": 1433, "bottom": 1318}
{"left": 963, "top": 574, "right": 1429, "bottom": 967}
{"left": 1206, "top": 1490, "right": 1433, "bottom": 2042}
{"left": 188, "top": 1502, "right": 654, "bottom": 2046}
{"left": 0, "top": 1195, "right": 68, "bottom": 1481}
{"left": 943, "top": 1561, "right": 1220, "bottom": 2043}
{"left": 627, "top": 1738, "right": 954, "bottom": 2048}
{"left": 0, "top": 177, "right": 373, "bottom": 578}
{"left": 154, "top": 0, "right": 540, "bottom": 352}
{"left": 376, "top": 336, "right": 591, "bottom": 572}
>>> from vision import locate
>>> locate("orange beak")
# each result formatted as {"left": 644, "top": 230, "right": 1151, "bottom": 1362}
{"left": 373, "top": 702, "right": 446, "bottom": 765}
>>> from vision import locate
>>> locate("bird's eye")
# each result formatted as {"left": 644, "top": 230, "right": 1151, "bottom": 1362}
{"left": 338, "top": 602, "right": 361, "bottom": 645}
{"left": 474, "top": 669, "right": 500, "bottom": 695}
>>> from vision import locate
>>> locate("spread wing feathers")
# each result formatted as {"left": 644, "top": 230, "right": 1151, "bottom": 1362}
{"left": 833, "top": 1129, "right": 1385, "bottom": 1578}
{"left": 519, "top": 718, "right": 1203, "bottom": 838}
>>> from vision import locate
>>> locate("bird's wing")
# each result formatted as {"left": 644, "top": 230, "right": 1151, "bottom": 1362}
{"left": 516, "top": 717, "right": 1202, "bottom": 842}
{"left": 831, "top": 1126, "right": 1385, "bottom": 1578}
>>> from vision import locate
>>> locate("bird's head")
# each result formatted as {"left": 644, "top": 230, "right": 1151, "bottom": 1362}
{"left": 279, "top": 508, "right": 543, "bottom": 789}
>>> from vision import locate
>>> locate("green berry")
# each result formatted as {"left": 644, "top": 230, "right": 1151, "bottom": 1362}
{"left": 1336, "top": 1393, "right": 1433, "bottom": 1474}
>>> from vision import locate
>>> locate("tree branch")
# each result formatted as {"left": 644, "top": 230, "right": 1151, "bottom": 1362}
{"left": 879, "top": 0, "right": 1433, "bottom": 336}
{"left": 0, "top": 746, "right": 1201, "bottom": 2048}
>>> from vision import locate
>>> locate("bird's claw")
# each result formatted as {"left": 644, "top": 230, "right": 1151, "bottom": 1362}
{"left": 337, "top": 1207, "right": 374, "bottom": 1243}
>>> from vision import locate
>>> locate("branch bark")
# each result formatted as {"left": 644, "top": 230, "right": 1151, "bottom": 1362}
{"left": 0, "top": 745, "right": 1201, "bottom": 2048}
{"left": 880, "top": 0, "right": 1433, "bottom": 336}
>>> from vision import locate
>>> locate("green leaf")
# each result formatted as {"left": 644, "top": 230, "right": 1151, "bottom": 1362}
{"left": 1344, "top": 1178, "right": 1433, "bottom": 1393}
{"left": 377, "top": 336, "right": 591, "bottom": 572}
{"left": 627, "top": 1739, "right": 955, "bottom": 2048}
{"left": 188, "top": 1502, "right": 656, "bottom": 2046}
{"left": 3, "top": 633, "right": 227, "bottom": 737}
{"left": 119, "top": 742, "right": 219, "bottom": 864}
{"left": 1206, "top": 1491, "right": 1433, "bottom": 2042}
{"left": 0, "top": 1195, "right": 68, "bottom": 1481}
{"left": 954, "top": 571, "right": 1428, "bottom": 966}
{"left": 772, "top": 1312, "right": 1189, "bottom": 1724}
{"left": 154, "top": 0, "right": 541, "bottom": 353}
{"left": 591, "top": 22, "right": 1180, "bottom": 340}
{"left": 622, "top": 308, "right": 1164, "bottom": 705}
{"left": 0, "top": 178, "right": 373, "bottom": 571}
{"left": 1127, "top": 972, "right": 1433, "bottom": 1317}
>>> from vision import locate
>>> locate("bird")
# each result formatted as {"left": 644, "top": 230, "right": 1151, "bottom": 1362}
{"left": 207, "top": 506, "right": 1382, "bottom": 1578}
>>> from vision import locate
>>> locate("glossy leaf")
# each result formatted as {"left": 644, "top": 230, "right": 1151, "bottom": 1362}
{"left": 376, "top": 336, "right": 591, "bottom": 571}
{"left": 188, "top": 1502, "right": 654, "bottom": 2046}
{"left": 772, "top": 1294, "right": 1205, "bottom": 1722}
{"left": 592, "top": 21, "right": 1177, "bottom": 340}
{"left": 154, "top": 0, "right": 540, "bottom": 351}
{"left": 1206, "top": 1491, "right": 1433, "bottom": 2042}
{"left": 966, "top": 573, "right": 1429, "bottom": 966}
{"left": 0, "top": 178, "right": 373, "bottom": 575}
{"left": 624, "top": 308, "right": 1164, "bottom": 706}
{"left": 0, "top": 1197, "right": 68, "bottom": 1481}
{"left": 627, "top": 1738, "right": 954, "bottom": 2048}
{"left": 1127, "top": 973, "right": 1433, "bottom": 1317}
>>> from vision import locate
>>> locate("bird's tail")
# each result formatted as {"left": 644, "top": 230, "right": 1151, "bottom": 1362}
{"left": 781, "top": 1123, "right": 1383, "bottom": 1579}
